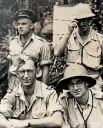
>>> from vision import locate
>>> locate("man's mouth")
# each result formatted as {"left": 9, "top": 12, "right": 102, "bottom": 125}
{"left": 73, "top": 91, "right": 81, "bottom": 95}
{"left": 23, "top": 79, "right": 30, "bottom": 83}
{"left": 18, "top": 30, "right": 23, "bottom": 32}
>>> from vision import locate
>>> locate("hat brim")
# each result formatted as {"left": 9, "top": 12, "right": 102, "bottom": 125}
{"left": 14, "top": 15, "right": 37, "bottom": 23}
{"left": 57, "top": 75, "right": 96, "bottom": 90}
{"left": 76, "top": 14, "right": 95, "bottom": 19}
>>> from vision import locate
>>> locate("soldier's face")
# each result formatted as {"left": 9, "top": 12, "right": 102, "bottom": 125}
{"left": 17, "top": 18, "right": 34, "bottom": 35}
{"left": 17, "top": 60, "right": 36, "bottom": 88}
{"left": 67, "top": 78, "right": 88, "bottom": 99}
{"left": 78, "top": 18, "right": 90, "bottom": 32}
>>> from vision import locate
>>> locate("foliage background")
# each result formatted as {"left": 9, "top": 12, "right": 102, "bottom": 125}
{"left": 0, "top": 0, "right": 103, "bottom": 99}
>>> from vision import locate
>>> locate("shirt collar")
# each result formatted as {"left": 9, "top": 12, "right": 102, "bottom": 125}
{"left": 15, "top": 80, "right": 44, "bottom": 101}
{"left": 74, "top": 90, "right": 97, "bottom": 109}
{"left": 17, "top": 33, "right": 35, "bottom": 47}
{"left": 59, "top": 90, "right": 73, "bottom": 99}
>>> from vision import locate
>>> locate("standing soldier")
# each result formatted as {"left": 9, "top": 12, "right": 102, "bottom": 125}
{"left": 54, "top": 3, "right": 103, "bottom": 91}
{"left": 8, "top": 9, "right": 51, "bottom": 91}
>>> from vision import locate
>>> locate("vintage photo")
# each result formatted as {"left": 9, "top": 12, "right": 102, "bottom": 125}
{"left": 0, "top": 0, "right": 103, "bottom": 128}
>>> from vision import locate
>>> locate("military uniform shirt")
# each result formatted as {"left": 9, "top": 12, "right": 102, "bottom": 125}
{"left": 59, "top": 89, "right": 103, "bottom": 128}
{"left": 0, "top": 80, "right": 62, "bottom": 120}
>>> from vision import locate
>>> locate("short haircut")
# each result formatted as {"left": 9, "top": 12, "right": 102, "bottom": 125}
{"left": 17, "top": 57, "right": 37, "bottom": 71}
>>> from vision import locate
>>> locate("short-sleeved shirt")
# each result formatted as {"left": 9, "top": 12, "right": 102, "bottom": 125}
{"left": 8, "top": 33, "right": 51, "bottom": 74}
{"left": 9, "top": 33, "right": 51, "bottom": 66}
{"left": 66, "top": 29, "right": 103, "bottom": 70}
{"left": 59, "top": 89, "right": 103, "bottom": 128}
{"left": 0, "top": 80, "right": 62, "bottom": 120}
{"left": 7, "top": 33, "right": 51, "bottom": 89}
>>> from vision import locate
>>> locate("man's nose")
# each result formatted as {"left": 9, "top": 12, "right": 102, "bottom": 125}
{"left": 74, "top": 84, "right": 78, "bottom": 90}
{"left": 23, "top": 71, "right": 29, "bottom": 78}
{"left": 80, "top": 21, "right": 85, "bottom": 26}
{"left": 18, "top": 24, "right": 22, "bottom": 28}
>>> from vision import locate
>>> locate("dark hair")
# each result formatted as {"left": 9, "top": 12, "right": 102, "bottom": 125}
{"left": 17, "top": 57, "right": 37, "bottom": 71}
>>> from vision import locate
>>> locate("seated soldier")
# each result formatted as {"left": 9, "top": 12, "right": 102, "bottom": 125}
{"left": 0, "top": 57, "right": 63, "bottom": 128}
{"left": 57, "top": 64, "right": 103, "bottom": 128}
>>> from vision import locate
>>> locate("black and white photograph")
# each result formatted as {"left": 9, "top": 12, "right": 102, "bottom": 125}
{"left": 0, "top": 0, "right": 103, "bottom": 128}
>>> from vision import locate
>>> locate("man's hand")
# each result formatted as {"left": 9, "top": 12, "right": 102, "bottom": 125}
{"left": 68, "top": 19, "right": 78, "bottom": 33}
{"left": 6, "top": 119, "right": 28, "bottom": 128}
{"left": 54, "top": 19, "right": 78, "bottom": 56}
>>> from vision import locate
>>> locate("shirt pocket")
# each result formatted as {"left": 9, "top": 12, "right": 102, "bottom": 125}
{"left": 83, "top": 42, "right": 101, "bottom": 69}
{"left": 12, "top": 98, "right": 26, "bottom": 119}
{"left": 32, "top": 99, "right": 47, "bottom": 119}
{"left": 23, "top": 48, "right": 40, "bottom": 60}
{"left": 32, "top": 110, "right": 47, "bottom": 119}
{"left": 67, "top": 41, "right": 82, "bottom": 63}
{"left": 68, "top": 119, "right": 79, "bottom": 128}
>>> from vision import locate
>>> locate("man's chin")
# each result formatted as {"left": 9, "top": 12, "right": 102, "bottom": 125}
{"left": 73, "top": 93, "right": 82, "bottom": 98}
{"left": 23, "top": 82, "right": 31, "bottom": 87}
{"left": 19, "top": 33, "right": 25, "bottom": 35}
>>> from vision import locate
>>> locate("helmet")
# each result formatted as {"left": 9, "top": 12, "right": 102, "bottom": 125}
{"left": 72, "top": 3, "right": 95, "bottom": 19}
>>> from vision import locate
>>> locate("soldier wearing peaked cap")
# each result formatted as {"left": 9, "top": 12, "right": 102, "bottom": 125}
{"left": 8, "top": 9, "right": 51, "bottom": 91}
{"left": 57, "top": 64, "right": 103, "bottom": 128}
{"left": 13, "top": 9, "right": 37, "bottom": 23}
{"left": 54, "top": 3, "right": 103, "bottom": 91}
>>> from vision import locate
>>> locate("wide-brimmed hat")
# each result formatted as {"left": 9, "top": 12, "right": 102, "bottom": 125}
{"left": 71, "top": 3, "right": 95, "bottom": 19}
{"left": 57, "top": 64, "right": 96, "bottom": 90}
{"left": 13, "top": 9, "right": 37, "bottom": 23}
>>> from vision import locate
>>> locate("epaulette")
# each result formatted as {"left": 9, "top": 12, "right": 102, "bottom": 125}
{"left": 33, "top": 35, "right": 47, "bottom": 43}
{"left": 91, "top": 89, "right": 103, "bottom": 99}
{"left": 42, "top": 82, "right": 52, "bottom": 90}
{"left": 7, "top": 88, "right": 13, "bottom": 93}
{"left": 97, "top": 32, "right": 103, "bottom": 38}
{"left": 11, "top": 36, "right": 19, "bottom": 41}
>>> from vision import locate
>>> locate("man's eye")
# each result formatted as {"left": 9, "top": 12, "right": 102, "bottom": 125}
{"left": 19, "top": 70, "right": 25, "bottom": 73}
{"left": 18, "top": 23, "right": 27, "bottom": 25}
{"left": 22, "top": 23, "right": 27, "bottom": 25}
{"left": 77, "top": 80, "right": 83, "bottom": 84}
{"left": 27, "top": 70, "right": 33, "bottom": 73}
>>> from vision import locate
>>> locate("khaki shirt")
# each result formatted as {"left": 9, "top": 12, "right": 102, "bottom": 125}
{"left": 66, "top": 29, "right": 103, "bottom": 70}
{"left": 9, "top": 33, "right": 51, "bottom": 65}
{"left": 8, "top": 33, "right": 51, "bottom": 76}
{"left": 59, "top": 89, "right": 103, "bottom": 128}
{"left": 0, "top": 80, "right": 62, "bottom": 120}
{"left": 8, "top": 33, "right": 51, "bottom": 89}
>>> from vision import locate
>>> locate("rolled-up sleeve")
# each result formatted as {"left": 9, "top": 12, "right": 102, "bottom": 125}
{"left": 46, "top": 90, "right": 63, "bottom": 116}
{"left": 40, "top": 42, "right": 51, "bottom": 66}
{"left": 0, "top": 92, "right": 15, "bottom": 118}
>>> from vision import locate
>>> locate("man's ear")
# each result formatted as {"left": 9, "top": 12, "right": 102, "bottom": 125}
{"left": 30, "top": 23, "right": 34, "bottom": 30}
{"left": 86, "top": 82, "right": 89, "bottom": 87}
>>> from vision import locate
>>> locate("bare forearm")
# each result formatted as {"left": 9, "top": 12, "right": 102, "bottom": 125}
{"left": 0, "top": 113, "right": 9, "bottom": 127}
{"left": 54, "top": 20, "right": 78, "bottom": 56}
{"left": 42, "top": 65, "right": 50, "bottom": 85}
{"left": 18, "top": 112, "right": 63, "bottom": 128}
{"left": 26, "top": 114, "right": 63, "bottom": 127}
{"left": 54, "top": 32, "right": 72, "bottom": 56}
